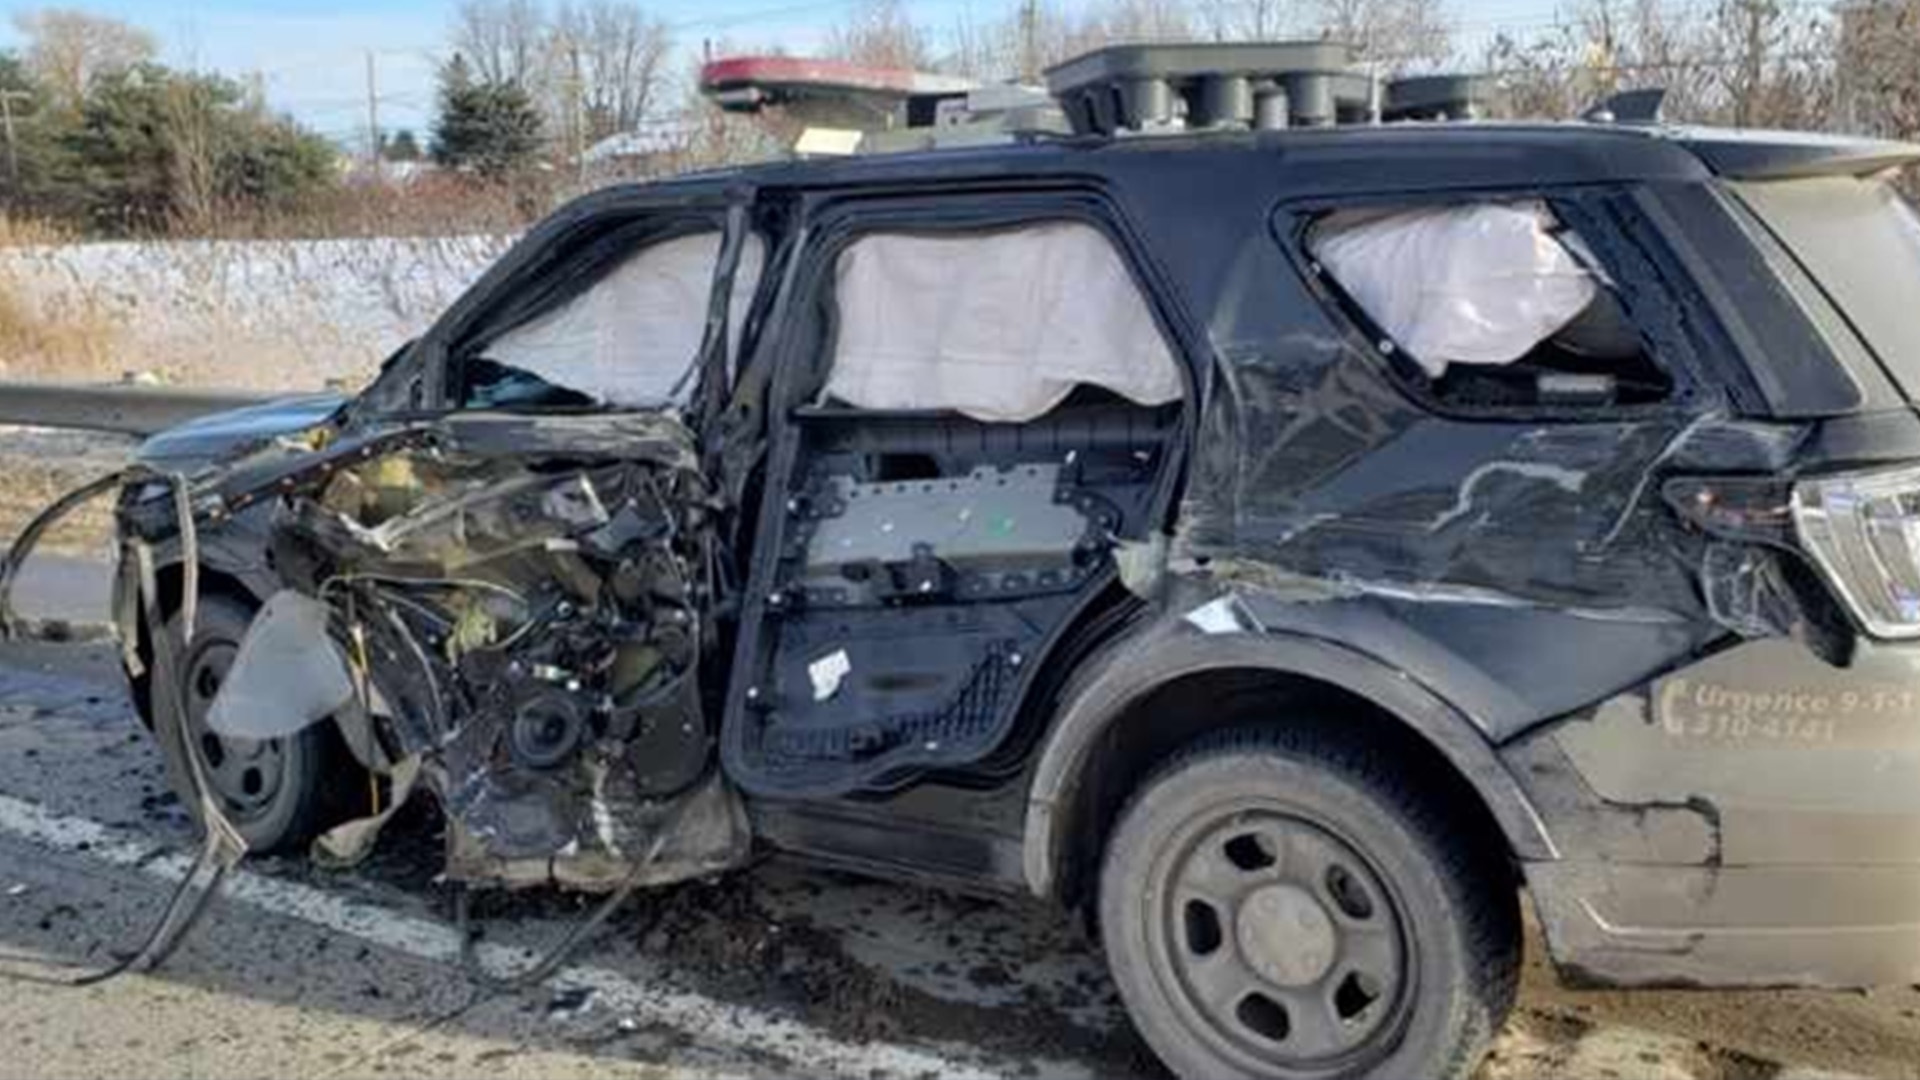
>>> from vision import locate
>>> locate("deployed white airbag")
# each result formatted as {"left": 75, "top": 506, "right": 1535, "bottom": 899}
{"left": 1311, "top": 202, "right": 1600, "bottom": 378}
{"left": 824, "top": 222, "right": 1184, "bottom": 423}
{"left": 487, "top": 231, "right": 764, "bottom": 407}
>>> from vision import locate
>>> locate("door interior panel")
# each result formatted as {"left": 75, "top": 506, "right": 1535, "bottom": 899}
{"left": 727, "top": 393, "right": 1177, "bottom": 794}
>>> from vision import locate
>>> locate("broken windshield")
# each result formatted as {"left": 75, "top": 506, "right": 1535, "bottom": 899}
{"left": 1731, "top": 174, "right": 1920, "bottom": 404}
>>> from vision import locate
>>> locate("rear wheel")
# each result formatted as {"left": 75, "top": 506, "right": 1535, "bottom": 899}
{"left": 152, "top": 591, "right": 347, "bottom": 853}
{"left": 1098, "top": 726, "right": 1519, "bottom": 1080}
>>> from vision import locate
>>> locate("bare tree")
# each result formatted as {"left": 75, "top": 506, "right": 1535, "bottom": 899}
{"left": 11, "top": 7, "right": 156, "bottom": 107}
{"left": 1699, "top": 0, "right": 1833, "bottom": 128}
{"left": 1836, "top": 0, "right": 1920, "bottom": 144}
{"left": 1481, "top": 27, "right": 1584, "bottom": 120}
{"left": 941, "top": 11, "right": 1007, "bottom": 80}
{"left": 1482, "top": 0, "right": 1836, "bottom": 127}
{"left": 1314, "top": 0, "right": 1452, "bottom": 69}
{"left": 551, "top": 1, "right": 673, "bottom": 141}
{"left": 1203, "top": 0, "right": 1303, "bottom": 41}
{"left": 1553, "top": 0, "right": 1721, "bottom": 119}
{"left": 1090, "top": 0, "right": 1196, "bottom": 43}
{"left": 452, "top": 0, "right": 551, "bottom": 89}
{"left": 1026, "top": 0, "right": 1195, "bottom": 76}
{"left": 826, "top": 0, "right": 932, "bottom": 70}
{"left": 1609, "top": 0, "right": 1719, "bottom": 116}
{"left": 160, "top": 77, "right": 218, "bottom": 234}
{"left": 937, "top": 0, "right": 1198, "bottom": 83}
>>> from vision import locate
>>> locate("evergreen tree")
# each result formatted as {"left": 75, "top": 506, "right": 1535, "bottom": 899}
{"left": 382, "top": 127, "right": 422, "bottom": 162}
{"left": 430, "top": 53, "right": 543, "bottom": 179}
{"left": 44, "top": 63, "right": 334, "bottom": 232}
{"left": 0, "top": 50, "right": 69, "bottom": 211}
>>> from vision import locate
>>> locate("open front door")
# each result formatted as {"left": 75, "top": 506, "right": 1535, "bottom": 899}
{"left": 722, "top": 192, "right": 1192, "bottom": 798}
{"left": 209, "top": 181, "right": 781, "bottom": 891}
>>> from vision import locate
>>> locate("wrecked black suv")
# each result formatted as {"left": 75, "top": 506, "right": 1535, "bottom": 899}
{"left": 15, "top": 45, "right": 1920, "bottom": 1080}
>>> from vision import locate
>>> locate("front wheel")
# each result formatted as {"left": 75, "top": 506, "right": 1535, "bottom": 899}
{"left": 151, "top": 591, "right": 348, "bottom": 853}
{"left": 1099, "top": 727, "right": 1519, "bottom": 1080}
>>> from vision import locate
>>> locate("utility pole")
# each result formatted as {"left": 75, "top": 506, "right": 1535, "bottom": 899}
{"left": 365, "top": 50, "right": 381, "bottom": 170}
{"left": 1366, "top": 22, "right": 1381, "bottom": 125}
{"left": 0, "top": 90, "right": 26, "bottom": 186}
{"left": 569, "top": 39, "right": 586, "bottom": 184}
{"left": 1020, "top": 0, "right": 1039, "bottom": 85}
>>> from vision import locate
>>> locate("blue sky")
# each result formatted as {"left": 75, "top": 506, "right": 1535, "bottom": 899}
{"left": 0, "top": 0, "right": 1570, "bottom": 148}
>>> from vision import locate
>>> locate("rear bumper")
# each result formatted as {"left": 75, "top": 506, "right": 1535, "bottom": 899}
{"left": 1526, "top": 861, "right": 1920, "bottom": 988}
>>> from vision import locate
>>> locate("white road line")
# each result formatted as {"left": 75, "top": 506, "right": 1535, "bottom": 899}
{"left": 0, "top": 791, "right": 1058, "bottom": 1080}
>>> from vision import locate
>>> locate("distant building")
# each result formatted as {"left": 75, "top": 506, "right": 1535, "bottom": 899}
{"left": 582, "top": 119, "right": 703, "bottom": 177}
{"left": 338, "top": 157, "right": 437, "bottom": 187}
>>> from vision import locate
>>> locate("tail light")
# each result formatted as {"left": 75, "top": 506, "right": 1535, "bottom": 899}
{"left": 1792, "top": 465, "right": 1920, "bottom": 638}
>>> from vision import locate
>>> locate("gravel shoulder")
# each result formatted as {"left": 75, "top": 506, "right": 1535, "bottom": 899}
{"left": 0, "top": 428, "right": 134, "bottom": 561}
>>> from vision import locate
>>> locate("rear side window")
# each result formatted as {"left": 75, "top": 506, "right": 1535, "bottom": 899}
{"left": 1731, "top": 175, "right": 1920, "bottom": 404}
{"left": 1307, "top": 200, "right": 1672, "bottom": 410}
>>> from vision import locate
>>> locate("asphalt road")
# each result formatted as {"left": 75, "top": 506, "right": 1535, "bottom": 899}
{"left": 1, "top": 586, "right": 1919, "bottom": 1078}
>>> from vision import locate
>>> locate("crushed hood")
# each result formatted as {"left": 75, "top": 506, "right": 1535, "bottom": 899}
{"left": 135, "top": 393, "right": 347, "bottom": 468}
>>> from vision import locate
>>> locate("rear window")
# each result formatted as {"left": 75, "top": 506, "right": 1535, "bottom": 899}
{"left": 1731, "top": 175, "right": 1920, "bottom": 402}
{"left": 1306, "top": 199, "right": 1672, "bottom": 409}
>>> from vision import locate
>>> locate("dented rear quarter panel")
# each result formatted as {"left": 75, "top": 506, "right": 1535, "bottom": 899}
{"left": 1171, "top": 171, "right": 1762, "bottom": 741}
{"left": 1090, "top": 137, "right": 1920, "bottom": 987}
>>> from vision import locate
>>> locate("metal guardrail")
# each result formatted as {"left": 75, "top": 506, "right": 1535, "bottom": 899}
{"left": 0, "top": 381, "right": 274, "bottom": 436}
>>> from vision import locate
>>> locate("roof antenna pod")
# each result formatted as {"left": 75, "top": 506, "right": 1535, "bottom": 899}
{"left": 1583, "top": 87, "right": 1667, "bottom": 125}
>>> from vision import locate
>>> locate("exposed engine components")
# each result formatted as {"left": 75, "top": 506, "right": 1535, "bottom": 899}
{"left": 508, "top": 688, "right": 589, "bottom": 769}
{"left": 87, "top": 412, "right": 751, "bottom": 902}
{"left": 238, "top": 412, "right": 747, "bottom": 892}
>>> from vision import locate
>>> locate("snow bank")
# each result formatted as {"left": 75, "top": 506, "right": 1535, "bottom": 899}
{"left": 0, "top": 234, "right": 516, "bottom": 391}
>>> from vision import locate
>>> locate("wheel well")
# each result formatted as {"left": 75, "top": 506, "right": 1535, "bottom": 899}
{"left": 128, "top": 563, "right": 259, "bottom": 729}
{"left": 1051, "top": 666, "right": 1518, "bottom": 907}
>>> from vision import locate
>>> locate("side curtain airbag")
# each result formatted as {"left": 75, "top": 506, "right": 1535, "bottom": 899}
{"left": 824, "top": 222, "right": 1184, "bottom": 422}
{"left": 1311, "top": 201, "right": 1600, "bottom": 377}
{"left": 486, "top": 231, "right": 764, "bottom": 407}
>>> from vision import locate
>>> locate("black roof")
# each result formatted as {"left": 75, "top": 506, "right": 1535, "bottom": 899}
{"left": 671, "top": 121, "right": 1920, "bottom": 196}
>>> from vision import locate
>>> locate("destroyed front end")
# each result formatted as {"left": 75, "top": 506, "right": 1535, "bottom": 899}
{"left": 115, "top": 411, "right": 748, "bottom": 892}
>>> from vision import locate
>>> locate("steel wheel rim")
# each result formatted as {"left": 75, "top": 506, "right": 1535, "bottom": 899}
{"left": 179, "top": 637, "right": 287, "bottom": 822}
{"left": 1148, "top": 803, "right": 1412, "bottom": 1075}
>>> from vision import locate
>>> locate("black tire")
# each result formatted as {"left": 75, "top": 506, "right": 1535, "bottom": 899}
{"left": 1098, "top": 726, "right": 1519, "bottom": 1080}
{"left": 151, "top": 591, "right": 349, "bottom": 854}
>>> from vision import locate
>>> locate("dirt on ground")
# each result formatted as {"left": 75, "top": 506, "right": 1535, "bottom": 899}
{"left": 627, "top": 872, "right": 1160, "bottom": 1074}
{"left": 1488, "top": 930, "right": 1920, "bottom": 1080}
{"left": 358, "top": 786, "right": 1920, "bottom": 1080}
{"left": 376, "top": 815, "right": 1158, "bottom": 1075}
